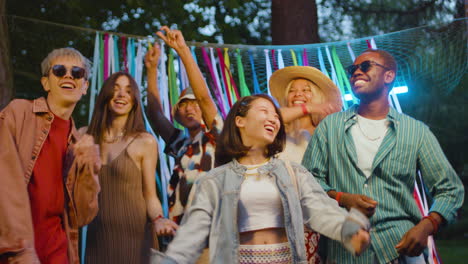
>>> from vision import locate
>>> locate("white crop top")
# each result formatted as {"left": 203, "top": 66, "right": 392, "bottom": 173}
{"left": 238, "top": 161, "right": 285, "bottom": 233}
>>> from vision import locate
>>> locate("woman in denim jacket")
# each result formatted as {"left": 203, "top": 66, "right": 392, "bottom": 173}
{"left": 153, "top": 94, "right": 370, "bottom": 264}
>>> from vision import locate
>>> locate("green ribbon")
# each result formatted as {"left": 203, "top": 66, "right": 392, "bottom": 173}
{"left": 236, "top": 49, "right": 250, "bottom": 97}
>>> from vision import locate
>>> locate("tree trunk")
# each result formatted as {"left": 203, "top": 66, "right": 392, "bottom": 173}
{"left": 0, "top": 0, "right": 13, "bottom": 110}
{"left": 271, "top": 0, "right": 319, "bottom": 44}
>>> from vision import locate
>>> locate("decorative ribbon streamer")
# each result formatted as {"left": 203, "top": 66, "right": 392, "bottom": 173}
{"left": 103, "top": 34, "right": 109, "bottom": 79}
{"left": 290, "top": 49, "right": 298, "bottom": 66}
{"left": 236, "top": 49, "right": 250, "bottom": 97}
{"left": 296, "top": 50, "right": 303, "bottom": 66}
{"left": 302, "top": 48, "right": 309, "bottom": 66}
{"left": 178, "top": 55, "right": 190, "bottom": 92}
{"left": 317, "top": 48, "right": 330, "bottom": 79}
{"left": 331, "top": 46, "right": 356, "bottom": 108}
{"left": 121, "top": 37, "right": 127, "bottom": 72}
{"left": 325, "top": 46, "right": 339, "bottom": 92}
{"left": 277, "top": 49, "right": 284, "bottom": 69}
{"left": 224, "top": 48, "right": 240, "bottom": 102}
{"left": 271, "top": 49, "right": 278, "bottom": 71}
{"left": 88, "top": 32, "right": 101, "bottom": 122}
{"left": 134, "top": 40, "right": 145, "bottom": 88}
{"left": 264, "top": 49, "right": 272, "bottom": 95}
{"left": 210, "top": 47, "right": 229, "bottom": 115}
{"left": 113, "top": 35, "right": 120, "bottom": 73}
{"left": 200, "top": 47, "right": 227, "bottom": 118}
{"left": 216, "top": 48, "right": 233, "bottom": 107}
{"left": 190, "top": 46, "right": 198, "bottom": 65}
{"left": 108, "top": 34, "right": 114, "bottom": 75}
{"left": 248, "top": 50, "right": 261, "bottom": 94}
{"left": 346, "top": 42, "right": 356, "bottom": 62}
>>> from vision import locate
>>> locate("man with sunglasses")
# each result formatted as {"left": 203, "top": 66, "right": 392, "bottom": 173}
{"left": 302, "top": 49, "right": 464, "bottom": 263}
{"left": 0, "top": 48, "right": 101, "bottom": 264}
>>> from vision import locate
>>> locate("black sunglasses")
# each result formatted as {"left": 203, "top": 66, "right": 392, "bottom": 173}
{"left": 50, "top": 64, "right": 86, "bottom": 79}
{"left": 346, "top": 60, "right": 390, "bottom": 76}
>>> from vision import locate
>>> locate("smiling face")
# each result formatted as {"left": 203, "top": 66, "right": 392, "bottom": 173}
{"left": 175, "top": 99, "right": 203, "bottom": 130}
{"left": 108, "top": 75, "right": 134, "bottom": 117}
{"left": 235, "top": 97, "right": 281, "bottom": 150}
{"left": 41, "top": 56, "right": 89, "bottom": 107}
{"left": 286, "top": 78, "right": 322, "bottom": 107}
{"left": 350, "top": 52, "right": 395, "bottom": 102}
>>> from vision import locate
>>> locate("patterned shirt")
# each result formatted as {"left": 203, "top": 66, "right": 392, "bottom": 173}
{"left": 302, "top": 105, "right": 464, "bottom": 264}
{"left": 165, "top": 114, "right": 223, "bottom": 223}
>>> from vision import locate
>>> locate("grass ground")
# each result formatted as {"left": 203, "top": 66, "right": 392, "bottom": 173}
{"left": 435, "top": 239, "right": 468, "bottom": 264}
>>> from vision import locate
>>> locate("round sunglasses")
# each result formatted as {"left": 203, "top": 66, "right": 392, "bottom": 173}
{"left": 346, "top": 60, "right": 390, "bottom": 76}
{"left": 49, "top": 64, "right": 86, "bottom": 79}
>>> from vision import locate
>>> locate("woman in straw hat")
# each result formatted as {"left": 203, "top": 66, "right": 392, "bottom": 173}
{"left": 269, "top": 66, "right": 343, "bottom": 263}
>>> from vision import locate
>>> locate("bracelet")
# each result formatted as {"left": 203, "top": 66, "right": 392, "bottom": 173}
{"left": 152, "top": 215, "right": 164, "bottom": 223}
{"left": 335, "top": 192, "right": 344, "bottom": 206}
{"left": 301, "top": 104, "right": 309, "bottom": 115}
{"left": 423, "top": 215, "right": 439, "bottom": 234}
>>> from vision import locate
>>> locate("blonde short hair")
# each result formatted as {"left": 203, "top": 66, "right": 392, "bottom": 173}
{"left": 41, "top": 47, "right": 91, "bottom": 80}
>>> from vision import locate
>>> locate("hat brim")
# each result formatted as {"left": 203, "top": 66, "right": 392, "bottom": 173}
{"left": 269, "top": 66, "right": 342, "bottom": 107}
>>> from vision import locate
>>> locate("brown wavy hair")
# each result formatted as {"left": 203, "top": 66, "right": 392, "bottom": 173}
{"left": 215, "top": 94, "right": 286, "bottom": 166}
{"left": 87, "top": 72, "right": 146, "bottom": 144}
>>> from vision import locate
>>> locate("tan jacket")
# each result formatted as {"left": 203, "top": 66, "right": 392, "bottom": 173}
{"left": 0, "top": 97, "right": 100, "bottom": 264}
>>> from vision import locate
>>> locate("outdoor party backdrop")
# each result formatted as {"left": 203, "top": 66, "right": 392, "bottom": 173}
{"left": 5, "top": 15, "right": 468, "bottom": 259}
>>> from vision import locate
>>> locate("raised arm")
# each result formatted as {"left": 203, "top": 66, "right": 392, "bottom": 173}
{"left": 157, "top": 26, "right": 218, "bottom": 129}
{"left": 145, "top": 43, "right": 178, "bottom": 142}
{"left": 138, "top": 133, "right": 178, "bottom": 236}
{"left": 69, "top": 134, "right": 101, "bottom": 227}
{"left": 280, "top": 102, "right": 339, "bottom": 126}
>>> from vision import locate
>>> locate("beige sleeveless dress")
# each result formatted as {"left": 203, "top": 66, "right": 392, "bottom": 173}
{"left": 85, "top": 138, "right": 152, "bottom": 264}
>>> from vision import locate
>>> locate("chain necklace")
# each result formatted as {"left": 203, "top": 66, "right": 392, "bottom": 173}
{"left": 356, "top": 118, "right": 381, "bottom": 141}
{"left": 103, "top": 130, "right": 126, "bottom": 143}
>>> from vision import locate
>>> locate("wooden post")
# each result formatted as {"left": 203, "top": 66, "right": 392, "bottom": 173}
{"left": 271, "top": 0, "right": 319, "bottom": 45}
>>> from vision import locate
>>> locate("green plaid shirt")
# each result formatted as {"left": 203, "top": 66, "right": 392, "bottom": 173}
{"left": 302, "top": 105, "right": 464, "bottom": 264}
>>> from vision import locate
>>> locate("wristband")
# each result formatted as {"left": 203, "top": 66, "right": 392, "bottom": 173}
{"left": 423, "top": 215, "right": 439, "bottom": 234}
{"left": 301, "top": 104, "right": 309, "bottom": 115}
{"left": 335, "top": 192, "right": 344, "bottom": 206}
{"left": 152, "top": 214, "right": 164, "bottom": 223}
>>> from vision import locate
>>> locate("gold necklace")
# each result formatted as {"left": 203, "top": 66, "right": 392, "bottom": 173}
{"left": 103, "top": 130, "right": 126, "bottom": 143}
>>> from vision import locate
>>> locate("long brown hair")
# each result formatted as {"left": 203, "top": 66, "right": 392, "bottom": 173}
{"left": 215, "top": 94, "right": 286, "bottom": 166}
{"left": 87, "top": 72, "right": 146, "bottom": 144}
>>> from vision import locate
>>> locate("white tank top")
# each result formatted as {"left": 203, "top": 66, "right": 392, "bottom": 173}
{"left": 238, "top": 160, "right": 285, "bottom": 233}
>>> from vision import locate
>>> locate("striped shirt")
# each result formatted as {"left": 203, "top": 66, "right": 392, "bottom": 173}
{"left": 302, "top": 105, "right": 464, "bottom": 264}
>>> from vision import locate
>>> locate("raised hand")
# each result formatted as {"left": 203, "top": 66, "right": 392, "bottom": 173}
{"left": 156, "top": 26, "right": 188, "bottom": 52}
{"left": 144, "top": 42, "right": 161, "bottom": 70}
{"left": 340, "top": 193, "right": 378, "bottom": 218}
{"left": 308, "top": 102, "right": 339, "bottom": 126}
{"left": 73, "top": 134, "right": 101, "bottom": 173}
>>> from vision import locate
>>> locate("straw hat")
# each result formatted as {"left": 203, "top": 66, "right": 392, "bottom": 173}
{"left": 269, "top": 66, "right": 342, "bottom": 108}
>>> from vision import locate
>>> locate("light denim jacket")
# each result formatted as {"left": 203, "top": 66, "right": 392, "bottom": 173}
{"left": 154, "top": 158, "right": 362, "bottom": 264}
